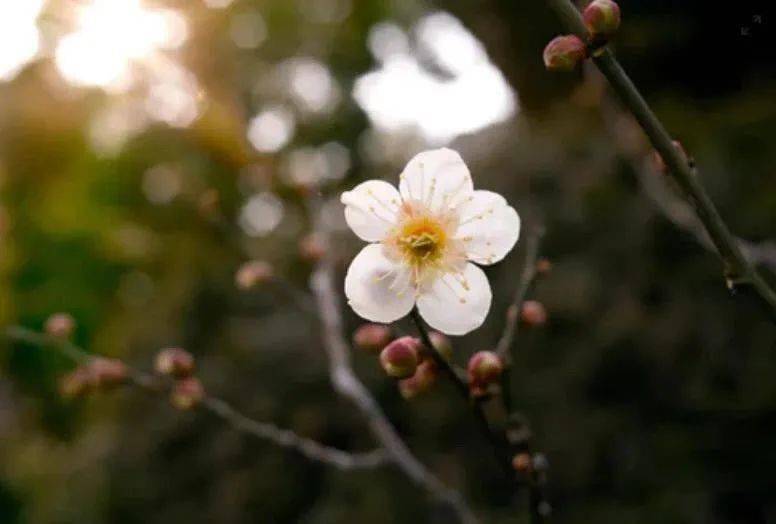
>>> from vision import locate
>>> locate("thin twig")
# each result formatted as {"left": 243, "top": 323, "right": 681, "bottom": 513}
{"left": 310, "top": 260, "right": 479, "bottom": 524}
{"left": 543, "top": 0, "right": 776, "bottom": 320}
{"left": 495, "top": 227, "right": 544, "bottom": 363}
{"left": 4, "top": 326, "right": 387, "bottom": 471}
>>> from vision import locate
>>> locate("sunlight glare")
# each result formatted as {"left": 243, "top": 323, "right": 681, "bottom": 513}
{"left": 0, "top": 0, "right": 45, "bottom": 81}
{"left": 55, "top": 0, "right": 188, "bottom": 90}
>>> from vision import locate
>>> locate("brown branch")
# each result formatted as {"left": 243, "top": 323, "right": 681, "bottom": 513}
{"left": 543, "top": 0, "right": 776, "bottom": 320}
{"left": 586, "top": 65, "right": 776, "bottom": 276}
{"left": 310, "top": 261, "right": 479, "bottom": 524}
{"left": 4, "top": 326, "right": 387, "bottom": 471}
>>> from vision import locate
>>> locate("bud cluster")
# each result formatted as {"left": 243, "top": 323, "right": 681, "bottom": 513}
{"left": 355, "top": 324, "right": 451, "bottom": 399}
{"left": 153, "top": 346, "right": 204, "bottom": 410}
{"left": 543, "top": 0, "right": 621, "bottom": 72}
{"left": 467, "top": 351, "right": 504, "bottom": 399}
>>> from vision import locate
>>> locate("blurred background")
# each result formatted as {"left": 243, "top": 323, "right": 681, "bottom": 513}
{"left": 1, "top": 0, "right": 776, "bottom": 522}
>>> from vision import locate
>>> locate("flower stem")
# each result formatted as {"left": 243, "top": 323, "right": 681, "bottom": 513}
{"left": 409, "top": 309, "right": 514, "bottom": 477}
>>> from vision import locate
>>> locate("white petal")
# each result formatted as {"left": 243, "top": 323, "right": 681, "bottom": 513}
{"left": 417, "top": 263, "right": 491, "bottom": 335}
{"left": 399, "top": 148, "right": 473, "bottom": 213}
{"left": 341, "top": 180, "right": 401, "bottom": 242}
{"left": 455, "top": 190, "right": 521, "bottom": 265}
{"left": 344, "top": 243, "right": 416, "bottom": 323}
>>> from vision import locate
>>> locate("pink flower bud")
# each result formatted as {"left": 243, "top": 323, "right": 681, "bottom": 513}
{"left": 398, "top": 360, "right": 439, "bottom": 399}
{"left": 467, "top": 351, "right": 503, "bottom": 398}
{"left": 45, "top": 313, "right": 75, "bottom": 339}
{"left": 170, "top": 377, "right": 205, "bottom": 410}
{"left": 379, "top": 336, "right": 420, "bottom": 379}
{"left": 512, "top": 452, "right": 533, "bottom": 474}
{"left": 428, "top": 331, "right": 452, "bottom": 361}
{"left": 536, "top": 258, "right": 552, "bottom": 275}
{"left": 521, "top": 300, "right": 548, "bottom": 327}
{"left": 59, "top": 358, "right": 127, "bottom": 398}
{"left": 235, "top": 260, "right": 274, "bottom": 290}
{"left": 154, "top": 347, "right": 196, "bottom": 378}
{"left": 59, "top": 367, "right": 95, "bottom": 399}
{"left": 353, "top": 324, "right": 392, "bottom": 353}
{"left": 298, "top": 233, "right": 327, "bottom": 263}
{"left": 89, "top": 358, "right": 128, "bottom": 389}
{"left": 543, "top": 35, "right": 587, "bottom": 72}
{"left": 583, "top": 0, "right": 621, "bottom": 39}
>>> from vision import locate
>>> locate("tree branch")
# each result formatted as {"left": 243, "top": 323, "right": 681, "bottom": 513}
{"left": 543, "top": 0, "right": 776, "bottom": 319}
{"left": 310, "top": 261, "right": 479, "bottom": 524}
{"left": 4, "top": 326, "right": 387, "bottom": 471}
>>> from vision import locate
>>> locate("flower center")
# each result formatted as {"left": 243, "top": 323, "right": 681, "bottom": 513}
{"left": 396, "top": 216, "right": 447, "bottom": 267}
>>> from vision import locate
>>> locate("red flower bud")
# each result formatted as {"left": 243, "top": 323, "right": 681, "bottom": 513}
{"left": 235, "top": 260, "right": 274, "bottom": 290}
{"left": 89, "top": 358, "right": 128, "bottom": 389}
{"left": 536, "top": 258, "right": 552, "bottom": 275}
{"left": 170, "top": 377, "right": 205, "bottom": 410}
{"left": 467, "top": 351, "right": 503, "bottom": 398}
{"left": 298, "top": 232, "right": 327, "bottom": 263}
{"left": 543, "top": 35, "right": 587, "bottom": 72}
{"left": 154, "top": 347, "right": 196, "bottom": 378}
{"left": 45, "top": 313, "right": 75, "bottom": 339}
{"left": 521, "top": 300, "right": 548, "bottom": 327}
{"left": 398, "top": 360, "right": 439, "bottom": 399}
{"left": 353, "top": 324, "right": 392, "bottom": 353}
{"left": 59, "top": 367, "right": 95, "bottom": 399}
{"left": 512, "top": 452, "right": 533, "bottom": 474}
{"left": 59, "top": 358, "right": 127, "bottom": 398}
{"left": 583, "top": 0, "right": 621, "bottom": 40}
{"left": 379, "top": 336, "right": 420, "bottom": 379}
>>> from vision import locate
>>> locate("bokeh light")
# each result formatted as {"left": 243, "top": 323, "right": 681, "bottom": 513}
{"left": 55, "top": 0, "right": 188, "bottom": 91}
{"left": 354, "top": 12, "right": 516, "bottom": 144}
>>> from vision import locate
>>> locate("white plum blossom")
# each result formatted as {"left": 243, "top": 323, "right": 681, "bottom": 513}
{"left": 341, "top": 148, "right": 520, "bottom": 335}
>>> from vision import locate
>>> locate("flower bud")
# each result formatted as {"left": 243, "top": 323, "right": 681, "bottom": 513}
{"left": 652, "top": 140, "right": 689, "bottom": 174}
{"left": 520, "top": 300, "right": 547, "bottom": 327}
{"left": 298, "top": 232, "right": 327, "bottom": 263}
{"left": 170, "top": 377, "right": 205, "bottom": 410}
{"left": 536, "top": 258, "right": 552, "bottom": 275}
{"left": 428, "top": 331, "right": 452, "bottom": 361}
{"left": 467, "top": 351, "right": 504, "bottom": 398}
{"left": 235, "top": 260, "right": 274, "bottom": 290}
{"left": 59, "top": 358, "right": 127, "bottom": 398}
{"left": 398, "top": 360, "right": 439, "bottom": 399}
{"left": 353, "top": 324, "right": 392, "bottom": 353}
{"left": 154, "top": 347, "right": 195, "bottom": 378}
{"left": 512, "top": 452, "right": 533, "bottom": 474}
{"left": 543, "top": 35, "right": 587, "bottom": 72}
{"left": 45, "top": 313, "right": 75, "bottom": 339}
{"left": 89, "top": 358, "right": 128, "bottom": 389}
{"left": 583, "top": 0, "right": 621, "bottom": 40}
{"left": 59, "top": 367, "right": 95, "bottom": 399}
{"left": 379, "top": 336, "right": 420, "bottom": 379}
